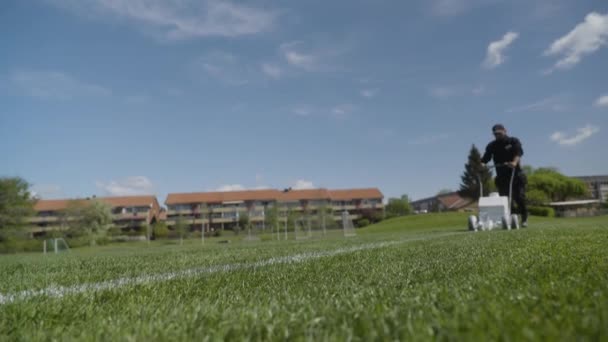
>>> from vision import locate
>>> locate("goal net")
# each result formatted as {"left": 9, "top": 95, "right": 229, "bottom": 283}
{"left": 342, "top": 210, "right": 357, "bottom": 237}
{"left": 43, "top": 238, "right": 70, "bottom": 254}
{"left": 294, "top": 218, "right": 312, "bottom": 240}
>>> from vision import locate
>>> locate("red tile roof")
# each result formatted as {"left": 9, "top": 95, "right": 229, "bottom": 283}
{"left": 165, "top": 189, "right": 282, "bottom": 205}
{"left": 328, "top": 188, "right": 383, "bottom": 200}
{"left": 35, "top": 196, "right": 158, "bottom": 211}
{"left": 165, "top": 188, "right": 384, "bottom": 204}
{"left": 277, "top": 189, "right": 331, "bottom": 201}
{"left": 437, "top": 193, "right": 474, "bottom": 210}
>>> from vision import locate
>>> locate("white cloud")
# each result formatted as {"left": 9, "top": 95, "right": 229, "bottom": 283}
{"left": 11, "top": 69, "right": 110, "bottom": 100}
{"left": 292, "top": 180, "right": 315, "bottom": 190}
{"left": 360, "top": 89, "right": 378, "bottom": 98}
{"left": 550, "top": 125, "right": 600, "bottom": 146}
{"left": 292, "top": 105, "right": 314, "bottom": 117}
{"left": 483, "top": 31, "right": 519, "bottom": 69}
{"left": 429, "top": 84, "right": 484, "bottom": 99}
{"left": 216, "top": 184, "right": 246, "bottom": 192}
{"left": 280, "top": 43, "right": 319, "bottom": 71}
{"left": 125, "top": 94, "right": 149, "bottom": 104}
{"left": 31, "top": 184, "right": 62, "bottom": 199}
{"left": 594, "top": 95, "right": 608, "bottom": 108}
{"left": 166, "top": 88, "right": 183, "bottom": 96}
{"left": 261, "top": 63, "right": 282, "bottom": 79}
{"left": 279, "top": 41, "right": 348, "bottom": 72}
{"left": 292, "top": 103, "right": 356, "bottom": 119}
{"left": 472, "top": 85, "right": 486, "bottom": 96}
{"left": 430, "top": 0, "right": 497, "bottom": 16}
{"left": 330, "top": 104, "right": 356, "bottom": 118}
{"left": 49, "top": 0, "right": 277, "bottom": 40}
{"left": 544, "top": 12, "right": 608, "bottom": 71}
{"left": 194, "top": 51, "right": 250, "bottom": 85}
{"left": 408, "top": 133, "right": 450, "bottom": 146}
{"left": 96, "top": 176, "right": 154, "bottom": 196}
{"left": 429, "top": 86, "right": 457, "bottom": 99}
{"left": 506, "top": 96, "right": 567, "bottom": 113}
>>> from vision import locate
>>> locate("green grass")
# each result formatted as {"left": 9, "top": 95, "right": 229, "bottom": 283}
{"left": 1, "top": 213, "right": 607, "bottom": 341}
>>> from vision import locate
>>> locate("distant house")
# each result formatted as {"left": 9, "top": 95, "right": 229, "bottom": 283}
{"left": 411, "top": 192, "right": 476, "bottom": 213}
{"left": 549, "top": 200, "right": 601, "bottom": 218}
{"left": 164, "top": 188, "right": 384, "bottom": 231}
{"left": 573, "top": 175, "right": 608, "bottom": 203}
{"left": 31, "top": 196, "right": 161, "bottom": 236}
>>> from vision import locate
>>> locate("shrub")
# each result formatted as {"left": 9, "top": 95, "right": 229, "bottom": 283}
{"left": 126, "top": 228, "right": 143, "bottom": 237}
{"left": 529, "top": 206, "right": 555, "bottom": 217}
{"left": 107, "top": 227, "right": 122, "bottom": 236}
{"left": 356, "top": 219, "right": 370, "bottom": 228}
{"left": 153, "top": 222, "right": 170, "bottom": 239}
{"left": 0, "top": 238, "right": 42, "bottom": 254}
{"left": 527, "top": 189, "right": 550, "bottom": 206}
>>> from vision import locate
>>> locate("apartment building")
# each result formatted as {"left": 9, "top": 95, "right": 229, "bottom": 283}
{"left": 164, "top": 188, "right": 384, "bottom": 231}
{"left": 31, "top": 196, "right": 161, "bottom": 235}
{"left": 573, "top": 175, "right": 608, "bottom": 203}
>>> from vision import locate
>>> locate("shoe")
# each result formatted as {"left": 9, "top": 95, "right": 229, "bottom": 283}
{"left": 522, "top": 221, "right": 528, "bottom": 228}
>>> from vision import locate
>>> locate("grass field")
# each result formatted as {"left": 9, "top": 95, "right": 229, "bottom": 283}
{"left": 1, "top": 213, "right": 607, "bottom": 341}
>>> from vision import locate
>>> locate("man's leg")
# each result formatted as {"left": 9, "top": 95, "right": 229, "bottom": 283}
{"left": 517, "top": 183, "right": 529, "bottom": 225}
{"left": 512, "top": 179, "right": 529, "bottom": 226}
{"left": 495, "top": 177, "right": 509, "bottom": 197}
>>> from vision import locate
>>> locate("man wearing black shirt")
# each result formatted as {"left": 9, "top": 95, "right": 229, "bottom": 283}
{"left": 481, "top": 124, "right": 528, "bottom": 227}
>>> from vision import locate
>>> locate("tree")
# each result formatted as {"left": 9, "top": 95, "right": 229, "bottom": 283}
{"left": 459, "top": 145, "right": 494, "bottom": 199}
{"left": 527, "top": 168, "right": 588, "bottom": 202}
{"left": 385, "top": 196, "right": 411, "bottom": 218}
{"left": 316, "top": 203, "right": 337, "bottom": 232}
{"left": 152, "top": 221, "right": 169, "bottom": 239}
{"left": 266, "top": 205, "right": 279, "bottom": 235}
{"left": 66, "top": 199, "right": 113, "bottom": 246}
{"left": 237, "top": 212, "right": 249, "bottom": 235}
{"left": 81, "top": 200, "right": 113, "bottom": 246}
{"left": 527, "top": 189, "right": 551, "bottom": 206}
{"left": 286, "top": 208, "right": 299, "bottom": 232}
{"left": 174, "top": 215, "right": 188, "bottom": 245}
{"left": 200, "top": 203, "right": 209, "bottom": 233}
{"left": 0, "top": 177, "right": 36, "bottom": 240}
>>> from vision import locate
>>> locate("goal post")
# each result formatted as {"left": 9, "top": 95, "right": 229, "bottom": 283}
{"left": 342, "top": 210, "right": 357, "bottom": 237}
{"left": 43, "top": 238, "right": 70, "bottom": 254}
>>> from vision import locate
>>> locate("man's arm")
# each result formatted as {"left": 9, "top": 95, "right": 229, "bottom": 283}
{"left": 507, "top": 155, "right": 521, "bottom": 168}
{"left": 480, "top": 142, "right": 493, "bottom": 166}
{"left": 506, "top": 138, "right": 523, "bottom": 168}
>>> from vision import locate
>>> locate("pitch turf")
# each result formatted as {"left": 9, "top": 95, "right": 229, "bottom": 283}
{"left": 1, "top": 213, "right": 607, "bottom": 341}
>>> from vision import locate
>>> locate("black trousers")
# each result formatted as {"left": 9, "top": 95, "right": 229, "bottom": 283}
{"left": 495, "top": 173, "right": 528, "bottom": 222}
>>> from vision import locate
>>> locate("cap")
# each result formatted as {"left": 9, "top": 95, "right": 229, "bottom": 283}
{"left": 492, "top": 124, "right": 506, "bottom": 132}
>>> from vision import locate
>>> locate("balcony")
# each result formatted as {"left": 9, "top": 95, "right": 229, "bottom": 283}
{"left": 29, "top": 216, "right": 60, "bottom": 223}
{"left": 166, "top": 209, "right": 194, "bottom": 216}
{"left": 333, "top": 214, "right": 360, "bottom": 221}
{"left": 332, "top": 205, "right": 357, "bottom": 211}
{"left": 113, "top": 212, "right": 149, "bottom": 221}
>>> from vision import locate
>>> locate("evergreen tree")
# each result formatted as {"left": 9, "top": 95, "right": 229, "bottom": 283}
{"left": 459, "top": 145, "right": 493, "bottom": 199}
{"left": 0, "top": 177, "right": 36, "bottom": 241}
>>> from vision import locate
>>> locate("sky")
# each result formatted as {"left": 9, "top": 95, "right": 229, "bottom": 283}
{"left": 1, "top": 0, "right": 607, "bottom": 204}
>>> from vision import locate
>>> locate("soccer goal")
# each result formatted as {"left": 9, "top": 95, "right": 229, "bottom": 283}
{"left": 342, "top": 210, "right": 357, "bottom": 237}
{"left": 43, "top": 238, "right": 70, "bottom": 254}
{"left": 294, "top": 218, "right": 312, "bottom": 240}
{"left": 244, "top": 224, "right": 261, "bottom": 241}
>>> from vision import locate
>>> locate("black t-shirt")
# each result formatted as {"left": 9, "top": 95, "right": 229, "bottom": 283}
{"left": 481, "top": 136, "right": 524, "bottom": 178}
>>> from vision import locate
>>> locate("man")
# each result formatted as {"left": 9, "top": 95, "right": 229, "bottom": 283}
{"left": 481, "top": 124, "right": 528, "bottom": 227}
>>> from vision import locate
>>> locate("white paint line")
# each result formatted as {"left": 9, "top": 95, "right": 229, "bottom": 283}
{"left": 0, "top": 233, "right": 459, "bottom": 305}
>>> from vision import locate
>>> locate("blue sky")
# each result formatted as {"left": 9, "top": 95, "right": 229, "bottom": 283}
{"left": 1, "top": 0, "right": 607, "bottom": 203}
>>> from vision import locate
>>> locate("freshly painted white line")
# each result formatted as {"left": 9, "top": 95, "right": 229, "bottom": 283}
{"left": 0, "top": 233, "right": 459, "bottom": 305}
